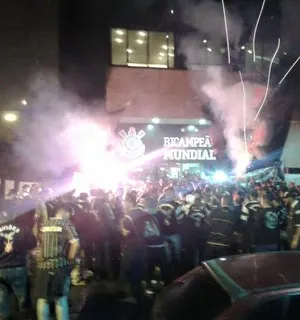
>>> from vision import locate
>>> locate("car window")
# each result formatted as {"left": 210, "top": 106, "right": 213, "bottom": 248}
{"left": 285, "top": 294, "right": 300, "bottom": 319}
{"left": 153, "top": 266, "right": 231, "bottom": 320}
{"left": 244, "top": 297, "right": 285, "bottom": 320}
{"left": 244, "top": 294, "right": 300, "bottom": 320}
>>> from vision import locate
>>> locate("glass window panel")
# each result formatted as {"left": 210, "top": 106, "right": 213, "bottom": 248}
{"left": 167, "top": 33, "right": 174, "bottom": 68}
{"left": 128, "top": 30, "right": 148, "bottom": 66}
{"left": 148, "top": 32, "right": 168, "bottom": 68}
{"left": 111, "top": 29, "right": 127, "bottom": 65}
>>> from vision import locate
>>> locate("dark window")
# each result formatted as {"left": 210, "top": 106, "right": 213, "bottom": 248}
{"left": 244, "top": 294, "right": 300, "bottom": 320}
{"left": 285, "top": 294, "right": 300, "bottom": 319}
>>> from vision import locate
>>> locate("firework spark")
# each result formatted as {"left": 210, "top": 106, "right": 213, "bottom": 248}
{"left": 278, "top": 55, "right": 300, "bottom": 85}
{"left": 255, "top": 38, "right": 281, "bottom": 121}
{"left": 221, "top": 0, "right": 231, "bottom": 64}
{"left": 239, "top": 70, "right": 248, "bottom": 153}
{"left": 253, "top": 0, "right": 266, "bottom": 62}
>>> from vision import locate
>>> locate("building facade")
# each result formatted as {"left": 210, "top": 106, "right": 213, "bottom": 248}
{"left": 105, "top": 0, "right": 283, "bottom": 171}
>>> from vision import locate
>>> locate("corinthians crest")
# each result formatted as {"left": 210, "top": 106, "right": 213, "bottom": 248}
{"left": 119, "top": 127, "right": 146, "bottom": 159}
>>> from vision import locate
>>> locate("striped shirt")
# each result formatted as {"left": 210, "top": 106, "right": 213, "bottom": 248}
{"left": 38, "top": 218, "right": 79, "bottom": 269}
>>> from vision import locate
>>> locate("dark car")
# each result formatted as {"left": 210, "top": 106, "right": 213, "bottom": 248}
{"left": 153, "top": 251, "right": 300, "bottom": 320}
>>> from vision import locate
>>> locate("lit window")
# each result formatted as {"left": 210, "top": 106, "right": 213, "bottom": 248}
{"left": 168, "top": 33, "right": 174, "bottom": 68}
{"left": 149, "top": 32, "right": 168, "bottom": 67}
{"left": 128, "top": 30, "right": 147, "bottom": 65}
{"left": 111, "top": 29, "right": 127, "bottom": 65}
{"left": 110, "top": 28, "right": 175, "bottom": 69}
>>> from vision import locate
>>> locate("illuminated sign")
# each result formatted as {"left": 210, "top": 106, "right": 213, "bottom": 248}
{"left": 163, "top": 136, "right": 216, "bottom": 160}
{"left": 119, "top": 127, "right": 146, "bottom": 159}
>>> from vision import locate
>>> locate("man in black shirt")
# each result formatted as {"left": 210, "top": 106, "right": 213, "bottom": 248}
{"left": 0, "top": 209, "right": 36, "bottom": 319}
{"left": 35, "top": 207, "right": 79, "bottom": 320}
{"left": 252, "top": 194, "right": 280, "bottom": 252}
{"left": 204, "top": 195, "right": 237, "bottom": 260}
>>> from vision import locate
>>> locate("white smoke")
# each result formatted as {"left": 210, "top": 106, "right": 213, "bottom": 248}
{"left": 180, "top": 0, "right": 256, "bottom": 172}
{"left": 13, "top": 72, "right": 112, "bottom": 179}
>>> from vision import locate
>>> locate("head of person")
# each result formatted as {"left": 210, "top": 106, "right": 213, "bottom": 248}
{"left": 220, "top": 195, "right": 230, "bottom": 208}
{"left": 163, "top": 187, "right": 176, "bottom": 201}
{"left": 249, "top": 190, "right": 258, "bottom": 201}
{"left": 282, "top": 192, "right": 294, "bottom": 206}
{"left": 123, "top": 193, "right": 136, "bottom": 215}
{"left": 259, "top": 193, "right": 271, "bottom": 207}
{"left": 143, "top": 197, "right": 158, "bottom": 215}
{"left": 55, "top": 208, "right": 71, "bottom": 220}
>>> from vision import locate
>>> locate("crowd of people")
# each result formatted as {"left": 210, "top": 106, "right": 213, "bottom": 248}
{"left": 0, "top": 173, "right": 300, "bottom": 319}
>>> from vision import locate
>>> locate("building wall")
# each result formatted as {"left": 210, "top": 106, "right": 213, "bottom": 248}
{"left": 0, "top": 0, "right": 59, "bottom": 112}
{"left": 281, "top": 122, "right": 300, "bottom": 169}
{"left": 106, "top": 66, "right": 209, "bottom": 120}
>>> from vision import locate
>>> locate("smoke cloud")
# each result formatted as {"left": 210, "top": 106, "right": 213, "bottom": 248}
{"left": 13, "top": 72, "right": 112, "bottom": 179}
{"left": 180, "top": 0, "right": 265, "bottom": 171}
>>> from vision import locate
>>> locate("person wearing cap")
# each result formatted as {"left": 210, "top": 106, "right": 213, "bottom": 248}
{"left": 250, "top": 193, "right": 280, "bottom": 252}
{"left": 204, "top": 195, "right": 237, "bottom": 260}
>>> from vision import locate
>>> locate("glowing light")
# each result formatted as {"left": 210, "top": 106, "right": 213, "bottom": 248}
{"left": 253, "top": 0, "right": 266, "bottom": 62}
{"left": 159, "top": 52, "right": 165, "bottom": 56}
{"left": 115, "top": 38, "right": 123, "bottom": 43}
{"left": 203, "top": 39, "right": 207, "bottom": 43}
{"left": 127, "top": 49, "right": 133, "bottom": 53}
{"left": 21, "top": 99, "right": 27, "bottom": 106}
{"left": 116, "top": 30, "right": 124, "bottom": 35}
{"left": 148, "top": 64, "right": 168, "bottom": 68}
{"left": 138, "top": 31, "right": 147, "bottom": 37}
{"left": 181, "top": 128, "right": 185, "bottom": 132}
{"left": 221, "top": 0, "right": 231, "bottom": 64}
{"left": 207, "top": 47, "right": 212, "bottom": 52}
{"left": 152, "top": 117, "right": 160, "bottom": 124}
{"left": 247, "top": 50, "right": 252, "bottom": 54}
{"left": 166, "top": 35, "right": 169, "bottom": 39}
{"left": 162, "top": 45, "right": 168, "bottom": 50}
{"left": 278, "top": 55, "right": 300, "bottom": 85}
{"left": 239, "top": 70, "right": 248, "bottom": 153}
{"left": 235, "top": 153, "right": 251, "bottom": 177}
{"left": 147, "top": 124, "right": 154, "bottom": 130}
{"left": 241, "top": 46, "right": 245, "bottom": 50}
{"left": 3, "top": 113, "right": 18, "bottom": 122}
{"left": 170, "top": 9, "right": 174, "bottom": 14}
{"left": 213, "top": 171, "right": 228, "bottom": 183}
{"left": 168, "top": 53, "right": 174, "bottom": 57}
{"left": 136, "top": 39, "right": 144, "bottom": 44}
{"left": 198, "top": 118, "right": 207, "bottom": 125}
{"left": 128, "top": 63, "right": 147, "bottom": 67}
{"left": 188, "top": 125, "right": 196, "bottom": 131}
{"left": 255, "top": 38, "right": 281, "bottom": 121}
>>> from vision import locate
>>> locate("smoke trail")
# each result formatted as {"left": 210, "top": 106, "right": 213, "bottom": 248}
{"left": 255, "top": 38, "right": 281, "bottom": 120}
{"left": 221, "top": 0, "right": 231, "bottom": 64}
{"left": 278, "top": 55, "right": 300, "bottom": 85}
{"left": 252, "top": 0, "right": 266, "bottom": 62}
{"left": 239, "top": 70, "right": 248, "bottom": 153}
{"left": 13, "top": 73, "right": 112, "bottom": 179}
{"left": 180, "top": 0, "right": 254, "bottom": 171}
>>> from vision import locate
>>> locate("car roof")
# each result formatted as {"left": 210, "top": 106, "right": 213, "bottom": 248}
{"left": 204, "top": 251, "right": 300, "bottom": 300}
